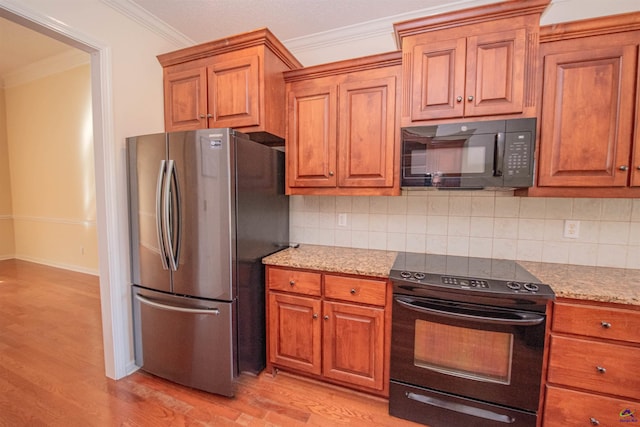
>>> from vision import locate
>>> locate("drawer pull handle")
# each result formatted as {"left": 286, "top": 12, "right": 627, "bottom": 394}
{"left": 590, "top": 417, "right": 600, "bottom": 426}
{"left": 350, "top": 288, "right": 357, "bottom": 295}
{"left": 600, "top": 321, "right": 611, "bottom": 329}
{"left": 289, "top": 280, "right": 295, "bottom": 286}
{"left": 596, "top": 366, "right": 606, "bottom": 374}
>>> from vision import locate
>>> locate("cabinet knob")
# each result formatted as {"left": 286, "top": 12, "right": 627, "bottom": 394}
{"left": 324, "top": 315, "right": 329, "bottom": 320}
{"left": 600, "top": 321, "right": 611, "bottom": 329}
{"left": 596, "top": 366, "right": 606, "bottom": 374}
{"left": 289, "top": 280, "right": 295, "bottom": 286}
{"left": 636, "top": 165, "right": 640, "bottom": 170}
{"left": 619, "top": 165, "right": 629, "bottom": 171}
{"left": 313, "top": 313, "right": 318, "bottom": 319}
{"left": 199, "top": 114, "right": 206, "bottom": 119}
{"left": 329, "top": 171, "right": 335, "bottom": 177}
{"left": 590, "top": 417, "right": 600, "bottom": 426}
{"left": 456, "top": 96, "right": 463, "bottom": 103}
{"left": 350, "top": 288, "right": 357, "bottom": 295}
{"left": 467, "top": 95, "right": 474, "bottom": 102}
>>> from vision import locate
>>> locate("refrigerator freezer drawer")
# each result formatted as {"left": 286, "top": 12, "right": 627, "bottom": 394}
{"left": 132, "top": 286, "right": 236, "bottom": 396}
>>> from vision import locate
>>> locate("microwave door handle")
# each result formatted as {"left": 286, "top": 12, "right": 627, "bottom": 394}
{"left": 494, "top": 132, "right": 505, "bottom": 177}
{"left": 394, "top": 297, "right": 545, "bottom": 326}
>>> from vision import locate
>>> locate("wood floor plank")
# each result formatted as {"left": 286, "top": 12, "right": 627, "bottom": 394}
{"left": 0, "top": 259, "right": 423, "bottom": 426}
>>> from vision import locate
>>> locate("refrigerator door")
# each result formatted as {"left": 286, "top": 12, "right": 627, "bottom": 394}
{"left": 132, "top": 286, "right": 235, "bottom": 396}
{"left": 168, "top": 129, "right": 234, "bottom": 301}
{"left": 127, "top": 133, "right": 171, "bottom": 293}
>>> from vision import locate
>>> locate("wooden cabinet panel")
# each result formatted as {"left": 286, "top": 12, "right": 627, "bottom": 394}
{"left": 284, "top": 52, "right": 401, "bottom": 195}
{"left": 547, "top": 335, "right": 640, "bottom": 400}
{"left": 324, "top": 275, "right": 386, "bottom": 306}
{"left": 411, "top": 38, "right": 466, "bottom": 120}
{"left": 207, "top": 55, "right": 260, "bottom": 128}
{"left": 158, "top": 28, "right": 301, "bottom": 137}
{"left": 552, "top": 301, "right": 640, "bottom": 344}
{"left": 286, "top": 81, "right": 337, "bottom": 188}
{"left": 266, "top": 266, "right": 391, "bottom": 396}
{"left": 267, "top": 267, "right": 322, "bottom": 296}
{"left": 163, "top": 67, "right": 208, "bottom": 131}
{"left": 322, "top": 301, "right": 385, "bottom": 391}
{"left": 338, "top": 76, "right": 396, "bottom": 188}
{"left": 465, "top": 28, "right": 526, "bottom": 117}
{"left": 544, "top": 385, "right": 639, "bottom": 427}
{"left": 394, "top": 1, "right": 545, "bottom": 125}
{"left": 268, "top": 292, "right": 321, "bottom": 375}
{"left": 538, "top": 44, "right": 637, "bottom": 187}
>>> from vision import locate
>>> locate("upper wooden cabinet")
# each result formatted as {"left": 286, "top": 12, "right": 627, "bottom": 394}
{"left": 284, "top": 52, "right": 401, "bottom": 196}
{"left": 522, "top": 13, "right": 640, "bottom": 198}
{"left": 158, "top": 28, "right": 302, "bottom": 141}
{"left": 394, "top": 0, "right": 548, "bottom": 126}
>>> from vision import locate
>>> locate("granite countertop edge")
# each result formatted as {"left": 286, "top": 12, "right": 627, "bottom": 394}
{"left": 263, "top": 245, "right": 640, "bottom": 306}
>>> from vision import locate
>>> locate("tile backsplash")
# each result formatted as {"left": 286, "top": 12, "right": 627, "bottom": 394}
{"left": 290, "top": 191, "right": 640, "bottom": 269}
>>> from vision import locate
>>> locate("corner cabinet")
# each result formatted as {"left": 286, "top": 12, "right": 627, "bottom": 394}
{"left": 522, "top": 14, "right": 640, "bottom": 198}
{"left": 394, "top": 0, "right": 549, "bottom": 126}
{"left": 266, "top": 266, "right": 391, "bottom": 397}
{"left": 284, "top": 52, "right": 401, "bottom": 195}
{"left": 158, "top": 28, "right": 302, "bottom": 141}
{"left": 543, "top": 299, "right": 640, "bottom": 426}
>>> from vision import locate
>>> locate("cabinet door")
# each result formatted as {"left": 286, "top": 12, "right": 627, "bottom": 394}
{"left": 338, "top": 75, "right": 397, "bottom": 188}
{"left": 286, "top": 80, "right": 338, "bottom": 188}
{"left": 322, "top": 301, "right": 385, "bottom": 391}
{"left": 207, "top": 55, "right": 260, "bottom": 128}
{"left": 164, "top": 67, "right": 208, "bottom": 131}
{"left": 268, "top": 293, "right": 321, "bottom": 375}
{"left": 465, "top": 28, "right": 526, "bottom": 117}
{"left": 411, "top": 38, "right": 466, "bottom": 121}
{"left": 538, "top": 44, "right": 637, "bottom": 187}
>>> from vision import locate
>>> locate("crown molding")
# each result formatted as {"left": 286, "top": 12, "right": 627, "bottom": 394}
{"left": 99, "top": 0, "right": 194, "bottom": 48}
{"left": 283, "top": 0, "right": 499, "bottom": 56}
{"left": 2, "top": 49, "right": 90, "bottom": 88}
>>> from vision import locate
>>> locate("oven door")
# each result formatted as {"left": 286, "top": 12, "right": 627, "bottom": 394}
{"left": 390, "top": 294, "right": 546, "bottom": 412}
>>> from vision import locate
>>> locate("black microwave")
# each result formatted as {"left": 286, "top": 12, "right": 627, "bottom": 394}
{"left": 401, "top": 118, "right": 536, "bottom": 190}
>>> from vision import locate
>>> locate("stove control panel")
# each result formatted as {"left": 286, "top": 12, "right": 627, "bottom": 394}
{"left": 393, "top": 270, "right": 551, "bottom": 296}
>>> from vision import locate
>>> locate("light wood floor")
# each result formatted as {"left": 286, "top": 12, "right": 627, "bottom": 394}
{"left": 0, "top": 259, "right": 422, "bottom": 426}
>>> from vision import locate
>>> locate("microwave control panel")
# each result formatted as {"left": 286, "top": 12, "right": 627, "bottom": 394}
{"left": 503, "top": 131, "right": 533, "bottom": 185}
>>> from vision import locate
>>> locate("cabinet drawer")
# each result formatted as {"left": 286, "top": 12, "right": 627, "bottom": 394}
{"left": 267, "top": 267, "right": 321, "bottom": 296}
{"left": 548, "top": 335, "right": 640, "bottom": 400}
{"left": 324, "top": 275, "right": 387, "bottom": 306}
{"left": 543, "top": 385, "right": 640, "bottom": 427}
{"left": 553, "top": 301, "right": 640, "bottom": 344}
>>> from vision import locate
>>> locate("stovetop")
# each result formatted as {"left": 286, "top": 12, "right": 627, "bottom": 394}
{"left": 390, "top": 252, "right": 555, "bottom": 300}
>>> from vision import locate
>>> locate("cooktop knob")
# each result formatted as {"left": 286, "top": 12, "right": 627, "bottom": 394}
{"left": 414, "top": 272, "right": 426, "bottom": 280}
{"left": 400, "top": 271, "right": 412, "bottom": 279}
{"left": 524, "top": 283, "right": 539, "bottom": 292}
{"left": 507, "top": 281, "right": 522, "bottom": 290}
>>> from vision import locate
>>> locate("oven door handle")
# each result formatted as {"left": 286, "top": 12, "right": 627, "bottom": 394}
{"left": 394, "top": 297, "right": 545, "bottom": 326}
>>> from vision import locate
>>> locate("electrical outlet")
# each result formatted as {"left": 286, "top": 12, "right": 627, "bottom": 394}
{"left": 563, "top": 220, "right": 580, "bottom": 239}
{"left": 337, "top": 213, "right": 348, "bottom": 227}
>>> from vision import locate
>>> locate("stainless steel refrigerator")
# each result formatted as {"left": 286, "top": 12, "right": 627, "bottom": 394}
{"left": 127, "top": 128, "right": 288, "bottom": 397}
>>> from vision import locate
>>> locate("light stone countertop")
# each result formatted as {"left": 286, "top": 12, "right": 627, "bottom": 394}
{"left": 262, "top": 245, "right": 640, "bottom": 306}
{"left": 518, "top": 261, "right": 640, "bottom": 306}
{"left": 262, "top": 244, "right": 397, "bottom": 278}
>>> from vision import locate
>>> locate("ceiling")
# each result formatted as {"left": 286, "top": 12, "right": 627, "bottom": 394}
{"left": 0, "top": 0, "right": 502, "bottom": 79}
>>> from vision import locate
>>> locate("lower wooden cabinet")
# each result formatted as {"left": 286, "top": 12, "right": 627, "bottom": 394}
{"left": 543, "top": 298, "right": 640, "bottom": 425}
{"left": 266, "top": 266, "right": 391, "bottom": 396}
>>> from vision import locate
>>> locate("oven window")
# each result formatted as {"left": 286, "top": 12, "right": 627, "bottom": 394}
{"left": 409, "top": 143, "right": 487, "bottom": 175}
{"left": 414, "top": 319, "right": 513, "bottom": 384}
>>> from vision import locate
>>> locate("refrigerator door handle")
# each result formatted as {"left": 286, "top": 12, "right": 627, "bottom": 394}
{"left": 155, "top": 160, "right": 169, "bottom": 270}
{"left": 170, "top": 159, "right": 182, "bottom": 270}
{"left": 163, "top": 159, "right": 181, "bottom": 271}
{"left": 135, "top": 294, "right": 221, "bottom": 315}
